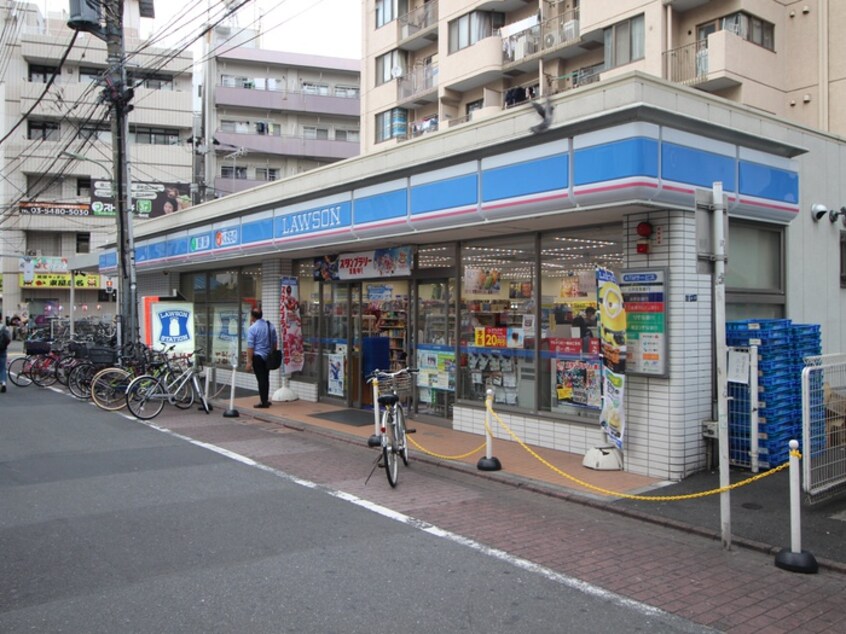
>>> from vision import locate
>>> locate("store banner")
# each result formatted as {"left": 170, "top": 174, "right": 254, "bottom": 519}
{"left": 148, "top": 301, "right": 195, "bottom": 355}
{"left": 597, "top": 267, "right": 627, "bottom": 450}
{"left": 91, "top": 181, "right": 191, "bottom": 218}
{"left": 314, "top": 246, "right": 413, "bottom": 280}
{"left": 280, "top": 277, "right": 304, "bottom": 374}
{"left": 18, "top": 201, "right": 91, "bottom": 216}
{"left": 19, "top": 273, "right": 102, "bottom": 289}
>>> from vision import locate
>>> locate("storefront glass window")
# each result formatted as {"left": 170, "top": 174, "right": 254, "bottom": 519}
{"left": 296, "top": 262, "right": 319, "bottom": 381}
{"left": 539, "top": 226, "right": 623, "bottom": 418}
{"left": 209, "top": 270, "right": 239, "bottom": 301}
{"left": 459, "top": 236, "right": 537, "bottom": 409}
{"left": 418, "top": 243, "right": 456, "bottom": 269}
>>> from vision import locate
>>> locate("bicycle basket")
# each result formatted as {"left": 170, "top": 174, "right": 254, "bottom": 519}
{"left": 86, "top": 346, "right": 117, "bottom": 365}
{"left": 377, "top": 374, "right": 413, "bottom": 398}
{"left": 25, "top": 340, "right": 52, "bottom": 355}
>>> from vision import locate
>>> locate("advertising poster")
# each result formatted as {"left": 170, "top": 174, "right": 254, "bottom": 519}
{"left": 416, "top": 345, "right": 456, "bottom": 393}
{"left": 555, "top": 359, "right": 602, "bottom": 408}
{"left": 464, "top": 267, "right": 502, "bottom": 295}
{"left": 150, "top": 301, "right": 195, "bottom": 355}
{"left": 91, "top": 181, "right": 192, "bottom": 218}
{"left": 597, "top": 267, "right": 627, "bottom": 450}
{"left": 280, "top": 277, "right": 304, "bottom": 374}
{"left": 328, "top": 353, "right": 345, "bottom": 396}
{"left": 313, "top": 246, "right": 412, "bottom": 280}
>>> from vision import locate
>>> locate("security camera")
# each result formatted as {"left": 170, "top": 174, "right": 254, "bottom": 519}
{"left": 810, "top": 203, "right": 828, "bottom": 221}
{"left": 162, "top": 270, "right": 169, "bottom": 276}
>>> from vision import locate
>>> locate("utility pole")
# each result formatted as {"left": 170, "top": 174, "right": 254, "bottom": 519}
{"left": 68, "top": 0, "right": 136, "bottom": 347}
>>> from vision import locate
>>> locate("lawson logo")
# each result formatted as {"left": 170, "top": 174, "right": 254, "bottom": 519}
{"left": 190, "top": 234, "right": 211, "bottom": 252}
{"left": 158, "top": 310, "right": 191, "bottom": 344}
{"left": 215, "top": 228, "right": 239, "bottom": 248}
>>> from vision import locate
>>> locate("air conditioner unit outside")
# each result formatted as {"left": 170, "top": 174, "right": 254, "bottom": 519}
{"left": 544, "top": 32, "right": 557, "bottom": 48}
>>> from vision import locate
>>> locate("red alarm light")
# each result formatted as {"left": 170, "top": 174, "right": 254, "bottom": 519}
{"left": 636, "top": 221, "right": 654, "bottom": 238}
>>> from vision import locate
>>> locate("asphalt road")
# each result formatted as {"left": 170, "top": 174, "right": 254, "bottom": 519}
{"left": 0, "top": 385, "right": 712, "bottom": 633}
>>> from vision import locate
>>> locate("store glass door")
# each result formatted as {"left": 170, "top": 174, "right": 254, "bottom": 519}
{"left": 413, "top": 279, "right": 456, "bottom": 419}
{"left": 321, "top": 282, "right": 365, "bottom": 406}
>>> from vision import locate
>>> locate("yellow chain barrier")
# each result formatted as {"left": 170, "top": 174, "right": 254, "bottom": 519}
{"left": 487, "top": 404, "right": 796, "bottom": 502}
{"left": 407, "top": 434, "right": 487, "bottom": 461}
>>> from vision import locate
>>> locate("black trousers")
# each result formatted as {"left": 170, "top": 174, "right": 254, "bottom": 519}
{"left": 252, "top": 354, "right": 270, "bottom": 405}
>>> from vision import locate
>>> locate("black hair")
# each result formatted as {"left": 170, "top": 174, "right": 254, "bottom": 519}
{"left": 251, "top": 307, "right": 263, "bottom": 320}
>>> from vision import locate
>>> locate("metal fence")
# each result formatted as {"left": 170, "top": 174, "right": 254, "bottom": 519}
{"left": 727, "top": 346, "right": 761, "bottom": 471}
{"left": 801, "top": 355, "right": 846, "bottom": 500}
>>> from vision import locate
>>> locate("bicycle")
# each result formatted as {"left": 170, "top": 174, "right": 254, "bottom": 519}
{"left": 124, "top": 351, "right": 210, "bottom": 420}
{"left": 367, "top": 367, "right": 418, "bottom": 488}
{"left": 90, "top": 344, "right": 187, "bottom": 412}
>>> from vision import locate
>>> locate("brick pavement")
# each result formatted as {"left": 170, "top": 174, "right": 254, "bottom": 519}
{"left": 143, "top": 403, "right": 846, "bottom": 634}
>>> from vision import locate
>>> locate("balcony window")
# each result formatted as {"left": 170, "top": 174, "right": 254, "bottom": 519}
{"left": 79, "top": 66, "right": 104, "bottom": 84}
{"left": 132, "top": 126, "right": 179, "bottom": 145}
{"left": 255, "top": 121, "right": 281, "bottom": 136}
{"left": 76, "top": 232, "right": 91, "bottom": 254}
{"left": 603, "top": 14, "right": 645, "bottom": 69}
{"left": 28, "top": 64, "right": 59, "bottom": 84}
{"left": 255, "top": 168, "right": 280, "bottom": 182}
{"left": 133, "top": 72, "right": 174, "bottom": 91}
{"left": 221, "top": 120, "right": 251, "bottom": 134}
{"left": 335, "top": 129, "right": 360, "bottom": 142}
{"left": 303, "top": 127, "right": 329, "bottom": 140}
{"left": 221, "top": 75, "right": 255, "bottom": 88}
{"left": 76, "top": 178, "right": 91, "bottom": 197}
{"left": 466, "top": 99, "right": 483, "bottom": 115}
{"left": 335, "top": 85, "right": 360, "bottom": 98}
{"left": 375, "top": 108, "right": 408, "bottom": 143}
{"left": 448, "top": 11, "right": 504, "bottom": 54}
{"left": 77, "top": 124, "right": 111, "bottom": 142}
{"left": 376, "top": 50, "right": 406, "bottom": 86}
{"left": 221, "top": 165, "right": 248, "bottom": 180}
{"left": 27, "top": 120, "right": 59, "bottom": 141}
{"left": 376, "top": 0, "right": 408, "bottom": 29}
{"left": 302, "top": 82, "right": 330, "bottom": 96}
{"left": 698, "top": 12, "right": 775, "bottom": 52}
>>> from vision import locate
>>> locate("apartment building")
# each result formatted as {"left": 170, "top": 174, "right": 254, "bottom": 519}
{"left": 361, "top": 0, "right": 845, "bottom": 151}
{"left": 0, "top": 0, "right": 193, "bottom": 321}
{"left": 201, "top": 26, "right": 361, "bottom": 200}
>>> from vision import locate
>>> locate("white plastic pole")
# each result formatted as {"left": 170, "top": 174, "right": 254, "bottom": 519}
{"left": 713, "top": 181, "right": 731, "bottom": 550}
{"left": 485, "top": 388, "right": 494, "bottom": 459}
{"left": 373, "top": 377, "right": 381, "bottom": 436}
{"left": 788, "top": 439, "right": 802, "bottom": 553}
{"left": 750, "top": 345, "right": 759, "bottom": 473}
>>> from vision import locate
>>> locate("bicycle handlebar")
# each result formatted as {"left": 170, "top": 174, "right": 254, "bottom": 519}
{"left": 366, "top": 367, "right": 419, "bottom": 382}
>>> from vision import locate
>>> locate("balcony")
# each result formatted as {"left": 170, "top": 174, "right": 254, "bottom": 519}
{"left": 502, "top": 9, "right": 584, "bottom": 74}
{"left": 441, "top": 34, "right": 504, "bottom": 93}
{"left": 213, "top": 131, "right": 359, "bottom": 162}
{"left": 397, "top": 65, "right": 438, "bottom": 107}
{"left": 397, "top": 1, "right": 438, "bottom": 51}
{"left": 664, "top": 31, "right": 746, "bottom": 92}
{"left": 214, "top": 86, "right": 360, "bottom": 117}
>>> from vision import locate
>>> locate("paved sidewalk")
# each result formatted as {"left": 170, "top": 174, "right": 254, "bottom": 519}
{"left": 156, "top": 395, "right": 846, "bottom": 633}
{"left": 225, "top": 394, "right": 846, "bottom": 572}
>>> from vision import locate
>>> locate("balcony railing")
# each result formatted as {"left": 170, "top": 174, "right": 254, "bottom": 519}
{"left": 398, "top": 1, "right": 438, "bottom": 41}
{"left": 502, "top": 9, "right": 580, "bottom": 65}
{"left": 664, "top": 40, "right": 709, "bottom": 86}
{"left": 397, "top": 65, "right": 438, "bottom": 103}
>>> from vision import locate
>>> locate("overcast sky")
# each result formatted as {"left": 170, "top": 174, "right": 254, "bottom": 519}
{"left": 44, "top": 0, "right": 362, "bottom": 59}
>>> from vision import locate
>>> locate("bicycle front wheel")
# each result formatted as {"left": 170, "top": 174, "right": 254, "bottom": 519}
{"left": 382, "top": 410, "right": 399, "bottom": 488}
{"left": 68, "top": 362, "right": 95, "bottom": 399}
{"left": 7, "top": 357, "right": 33, "bottom": 387}
{"left": 164, "top": 370, "right": 194, "bottom": 410}
{"left": 125, "top": 375, "right": 166, "bottom": 420}
{"left": 395, "top": 405, "right": 409, "bottom": 467}
{"left": 90, "top": 367, "right": 131, "bottom": 411}
{"left": 30, "top": 356, "right": 57, "bottom": 387}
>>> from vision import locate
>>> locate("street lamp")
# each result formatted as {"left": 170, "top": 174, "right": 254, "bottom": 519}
{"left": 61, "top": 150, "right": 137, "bottom": 347}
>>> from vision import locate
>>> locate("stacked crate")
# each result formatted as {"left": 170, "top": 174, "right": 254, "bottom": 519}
{"left": 726, "top": 319, "right": 820, "bottom": 468}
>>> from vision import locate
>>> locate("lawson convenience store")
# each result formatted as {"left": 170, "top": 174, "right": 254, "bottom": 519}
{"left": 96, "top": 76, "right": 843, "bottom": 480}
